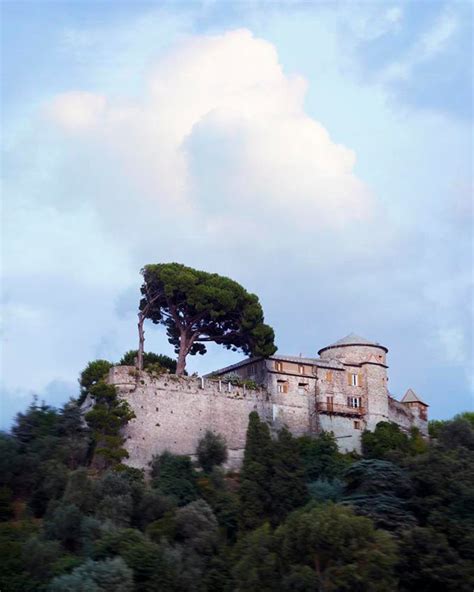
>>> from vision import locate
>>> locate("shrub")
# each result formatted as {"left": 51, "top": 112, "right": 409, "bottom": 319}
{"left": 197, "top": 431, "right": 228, "bottom": 473}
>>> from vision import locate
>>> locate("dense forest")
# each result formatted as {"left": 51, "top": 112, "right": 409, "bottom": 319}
{"left": 1, "top": 356, "right": 473, "bottom": 591}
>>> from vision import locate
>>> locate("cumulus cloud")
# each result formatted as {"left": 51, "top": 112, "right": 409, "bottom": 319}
{"left": 46, "top": 29, "right": 373, "bottom": 236}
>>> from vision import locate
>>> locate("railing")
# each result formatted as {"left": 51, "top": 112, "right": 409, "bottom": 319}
{"left": 316, "top": 402, "right": 365, "bottom": 416}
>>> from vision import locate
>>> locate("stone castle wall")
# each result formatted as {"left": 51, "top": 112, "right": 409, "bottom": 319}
{"left": 109, "top": 366, "right": 311, "bottom": 471}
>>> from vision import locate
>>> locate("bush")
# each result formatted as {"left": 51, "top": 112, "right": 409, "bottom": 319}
{"left": 197, "top": 431, "right": 228, "bottom": 473}
{"left": 120, "top": 350, "right": 177, "bottom": 374}
{"left": 79, "top": 360, "right": 113, "bottom": 405}
{"left": 151, "top": 452, "right": 198, "bottom": 506}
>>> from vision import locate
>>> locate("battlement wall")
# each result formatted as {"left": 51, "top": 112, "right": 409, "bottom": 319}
{"left": 108, "top": 366, "right": 311, "bottom": 471}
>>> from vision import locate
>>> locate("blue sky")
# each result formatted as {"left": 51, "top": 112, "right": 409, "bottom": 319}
{"left": 1, "top": 1, "right": 473, "bottom": 427}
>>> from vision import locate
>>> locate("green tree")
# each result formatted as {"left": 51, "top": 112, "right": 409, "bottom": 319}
{"left": 138, "top": 263, "right": 276, "bottom": 374}
{"left": 270, "top": 428, "right": 308, "bottom": 524}
{"left": 44, "top": 503, "right": 86, "bottom": 553}
{"left": 85, "top": 382, "right": 135, "bottom": 469}
{"left": 233, "top": 523, "right": 280, "bottom": 592}
{"left": 239, "top": 412, "right": 274, "bottom": 530}
{"left": 436, "top": 417, "right": 474, "bottom": 450}
{"left": 397, "top": 526, "right": 473, "bottom": 592}
{"left": 342, "top": 459, "right": 416, "bottom": 531}
{"left": 151, "top": 451, "right": 198, "bottom": 506}
{"left": 361, "top": 421, "right": 410, "bottom": 462}
{"left": 196, "top": 431, "right": 228, "bottom": 473}
{"left": 120, "top": 350, "right": 177, "bottom": 373}
{"left": 277, "top": 503, "right": 399, "bottom": 592}
{"left": 78, "top": 360, "right": 113, "bottom": 405}
{"left": 407, "top": 446, "right": 474, "bottom": 561}
{"left": 297, "top": 432, "right": 351, "bottom": 481}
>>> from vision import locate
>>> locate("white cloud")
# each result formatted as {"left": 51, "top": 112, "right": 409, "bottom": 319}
{"left": 345, "top": 4, "right": 403, "bottom": 42}
{"left": 381, "top": 10, "right": 458, "bottom": 82}
{"left": 48, "top": 92, "right": 107, "bottom": 130}
{"left": 46, "top": 29, "right": 374, "bottom": 235}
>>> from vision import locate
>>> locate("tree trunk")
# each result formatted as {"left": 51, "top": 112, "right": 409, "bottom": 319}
{"left": 137, "top": 311, "right": 145, "bottom": 370}
{"left": 176, "top": 339, "right": 187, "bottom": 375}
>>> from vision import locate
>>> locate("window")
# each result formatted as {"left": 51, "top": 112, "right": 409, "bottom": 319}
{"left": 347, "top": 396, "right": 362, "bottom": 408}
{"left": 275, "top": 361, "right": 283, "bottom": 372}
{"left": 420, "top": 407, "right": 427, "bottom": 421}
{"left": 298, "top": 382, "right": 308, "bottom": 395}
{"left": 277, "top": 380, "right": 288, "bottom": 394}
{"left": 326, "top": 371, "right": 333, "bottom": 383}
{"left": 298, "top": 364, "right": 305, "bottom": 375}
{"left": 354, "top": 420, "right": 361, "bottom": 430}
{"left": 348, "top": 373, "right": 361, "bottom": 387}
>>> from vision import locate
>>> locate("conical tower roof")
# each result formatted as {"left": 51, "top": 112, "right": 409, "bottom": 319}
{"left": 401, "top": 388, "right": 428, "bottom": 406}
{"left": 318, "top": 332, "right": 388, "bottom": 355}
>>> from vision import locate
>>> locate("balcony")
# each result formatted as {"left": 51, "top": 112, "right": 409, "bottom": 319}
{"left": 316, "top": 402, "right": 365, "bottom": 417}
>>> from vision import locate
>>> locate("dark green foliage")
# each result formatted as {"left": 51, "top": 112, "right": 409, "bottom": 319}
{"left": 196, "top": 430, "right": 228, "bottom": 472}
{"left": 361, "top": 421, "right": 410, "bottom": 461}
{"left": 342, "top": 459, "right": 416, "bottom": 531}
{"left": 151, "top": 451, "right": 199, "bottom": 505}
{"left": 297, "top": 431, "right": 352, "bottom": 481}
{"left": 22, "top": 536, "right": 64, "bottom": 583}
{"left": 140, "top": 262, "right": 277, "bottom": 373}
{"left": 269, "top": 428, "right": 309, "bottom": 524}
{"left": 85, "top": 382, "right": 135, "bottom": 469}
{"left": 277, "top": 503, "right": 399, "bottom": 591}
{"left": 281, "top": 566, "right": 319, "bottom": 591}
{"left": 62, "top": 468, "right": 96, "bottom": 514}
{"left": 196, "top": 469, "right": 240, "bottom": 542}
{"left": 239, "top": 412, "right": 274, "bottom": 530}
{"left": 135, "top": 489, "right": 175, "bottom": 530}
{"left": 0, "top": 485, "right": 14, "bottom": 520}
{"left": 120, "top": 349, "right": 177, "bottom": 373}
{"left": 397, "top": 526, "right": 473, "bottom": 591}
{"left": 233, "top": 523, "right": 280, "bottom": 592}
{"left": 436, "top": 417, "right": 474, "bottom": 450}
{"left": 44, "top": 503, "right": 87, "bottom": 552}
{"left": 407, "top": 445, "right": 474, "bottom": 562}
{"left": 49, "top": 557, "right": 134, "bottom": 592}
{"left": 307, "top": 478, "right": 343, "bottom": 503}
{"left": 78, "top": 360, "right": 113, "bottom": 404}
{"left": 2, "top": 382, "right": 474, "bottom": 592}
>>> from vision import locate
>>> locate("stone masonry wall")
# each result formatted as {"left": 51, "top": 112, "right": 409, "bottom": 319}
{"left": 109, "top": 366, "right": 311, "bottom": 471}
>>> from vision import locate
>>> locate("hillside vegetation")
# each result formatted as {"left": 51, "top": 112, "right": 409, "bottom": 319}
{"left": 0, "top": 365, "right": 473, "bottom": 591}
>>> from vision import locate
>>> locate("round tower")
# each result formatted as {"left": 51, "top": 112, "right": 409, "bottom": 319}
{"left": 318, "top": 333, "right": 390, "bottom": 431}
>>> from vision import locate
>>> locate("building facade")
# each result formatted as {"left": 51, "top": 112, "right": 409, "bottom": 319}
{"left": 101, "top": 333, "right": 429, "bottom": 471}
{"left": 208, "top": 333, "right": 428, "bottom": 452}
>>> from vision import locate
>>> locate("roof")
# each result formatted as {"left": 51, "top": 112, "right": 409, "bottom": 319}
{"left": 401, "top": 388, "right": 429, "bottom": 406}
{"left": 270, "top": 355, "right": 344, "bottom": 369}
{"left": 318, "top": 332, "right": 388, "bottom": 354}
{"left": 205, "top": 353, "right": 345, "bottom": 377}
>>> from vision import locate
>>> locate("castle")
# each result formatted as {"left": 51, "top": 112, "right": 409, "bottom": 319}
{"left": 107, "top": 333, "right": 428, "bottom": 470}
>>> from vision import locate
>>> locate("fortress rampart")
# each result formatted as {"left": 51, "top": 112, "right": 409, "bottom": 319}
{"left": 109, "top": 366, "right": 311, "bottom": 470}
{"left": 107, "top": 334, "right": 428, "bottom": 471}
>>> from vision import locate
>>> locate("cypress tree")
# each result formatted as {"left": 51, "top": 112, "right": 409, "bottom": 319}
{"left": 270, "top": 428, "right": 309, "bottom": 524}
{"left": 239, "top": 412, "right": 274, "bottom": 530}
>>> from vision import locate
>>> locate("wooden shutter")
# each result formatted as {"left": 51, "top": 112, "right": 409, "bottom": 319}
{"left": 358, "top": 373, "right": 363, "bottom": 387}
{"left": 347, "top": 373, "right": 352, "bottom": 386}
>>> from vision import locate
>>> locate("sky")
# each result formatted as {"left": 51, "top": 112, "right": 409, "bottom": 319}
{"left": 1, "top": 0, "right": 473, "bottom": 428}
